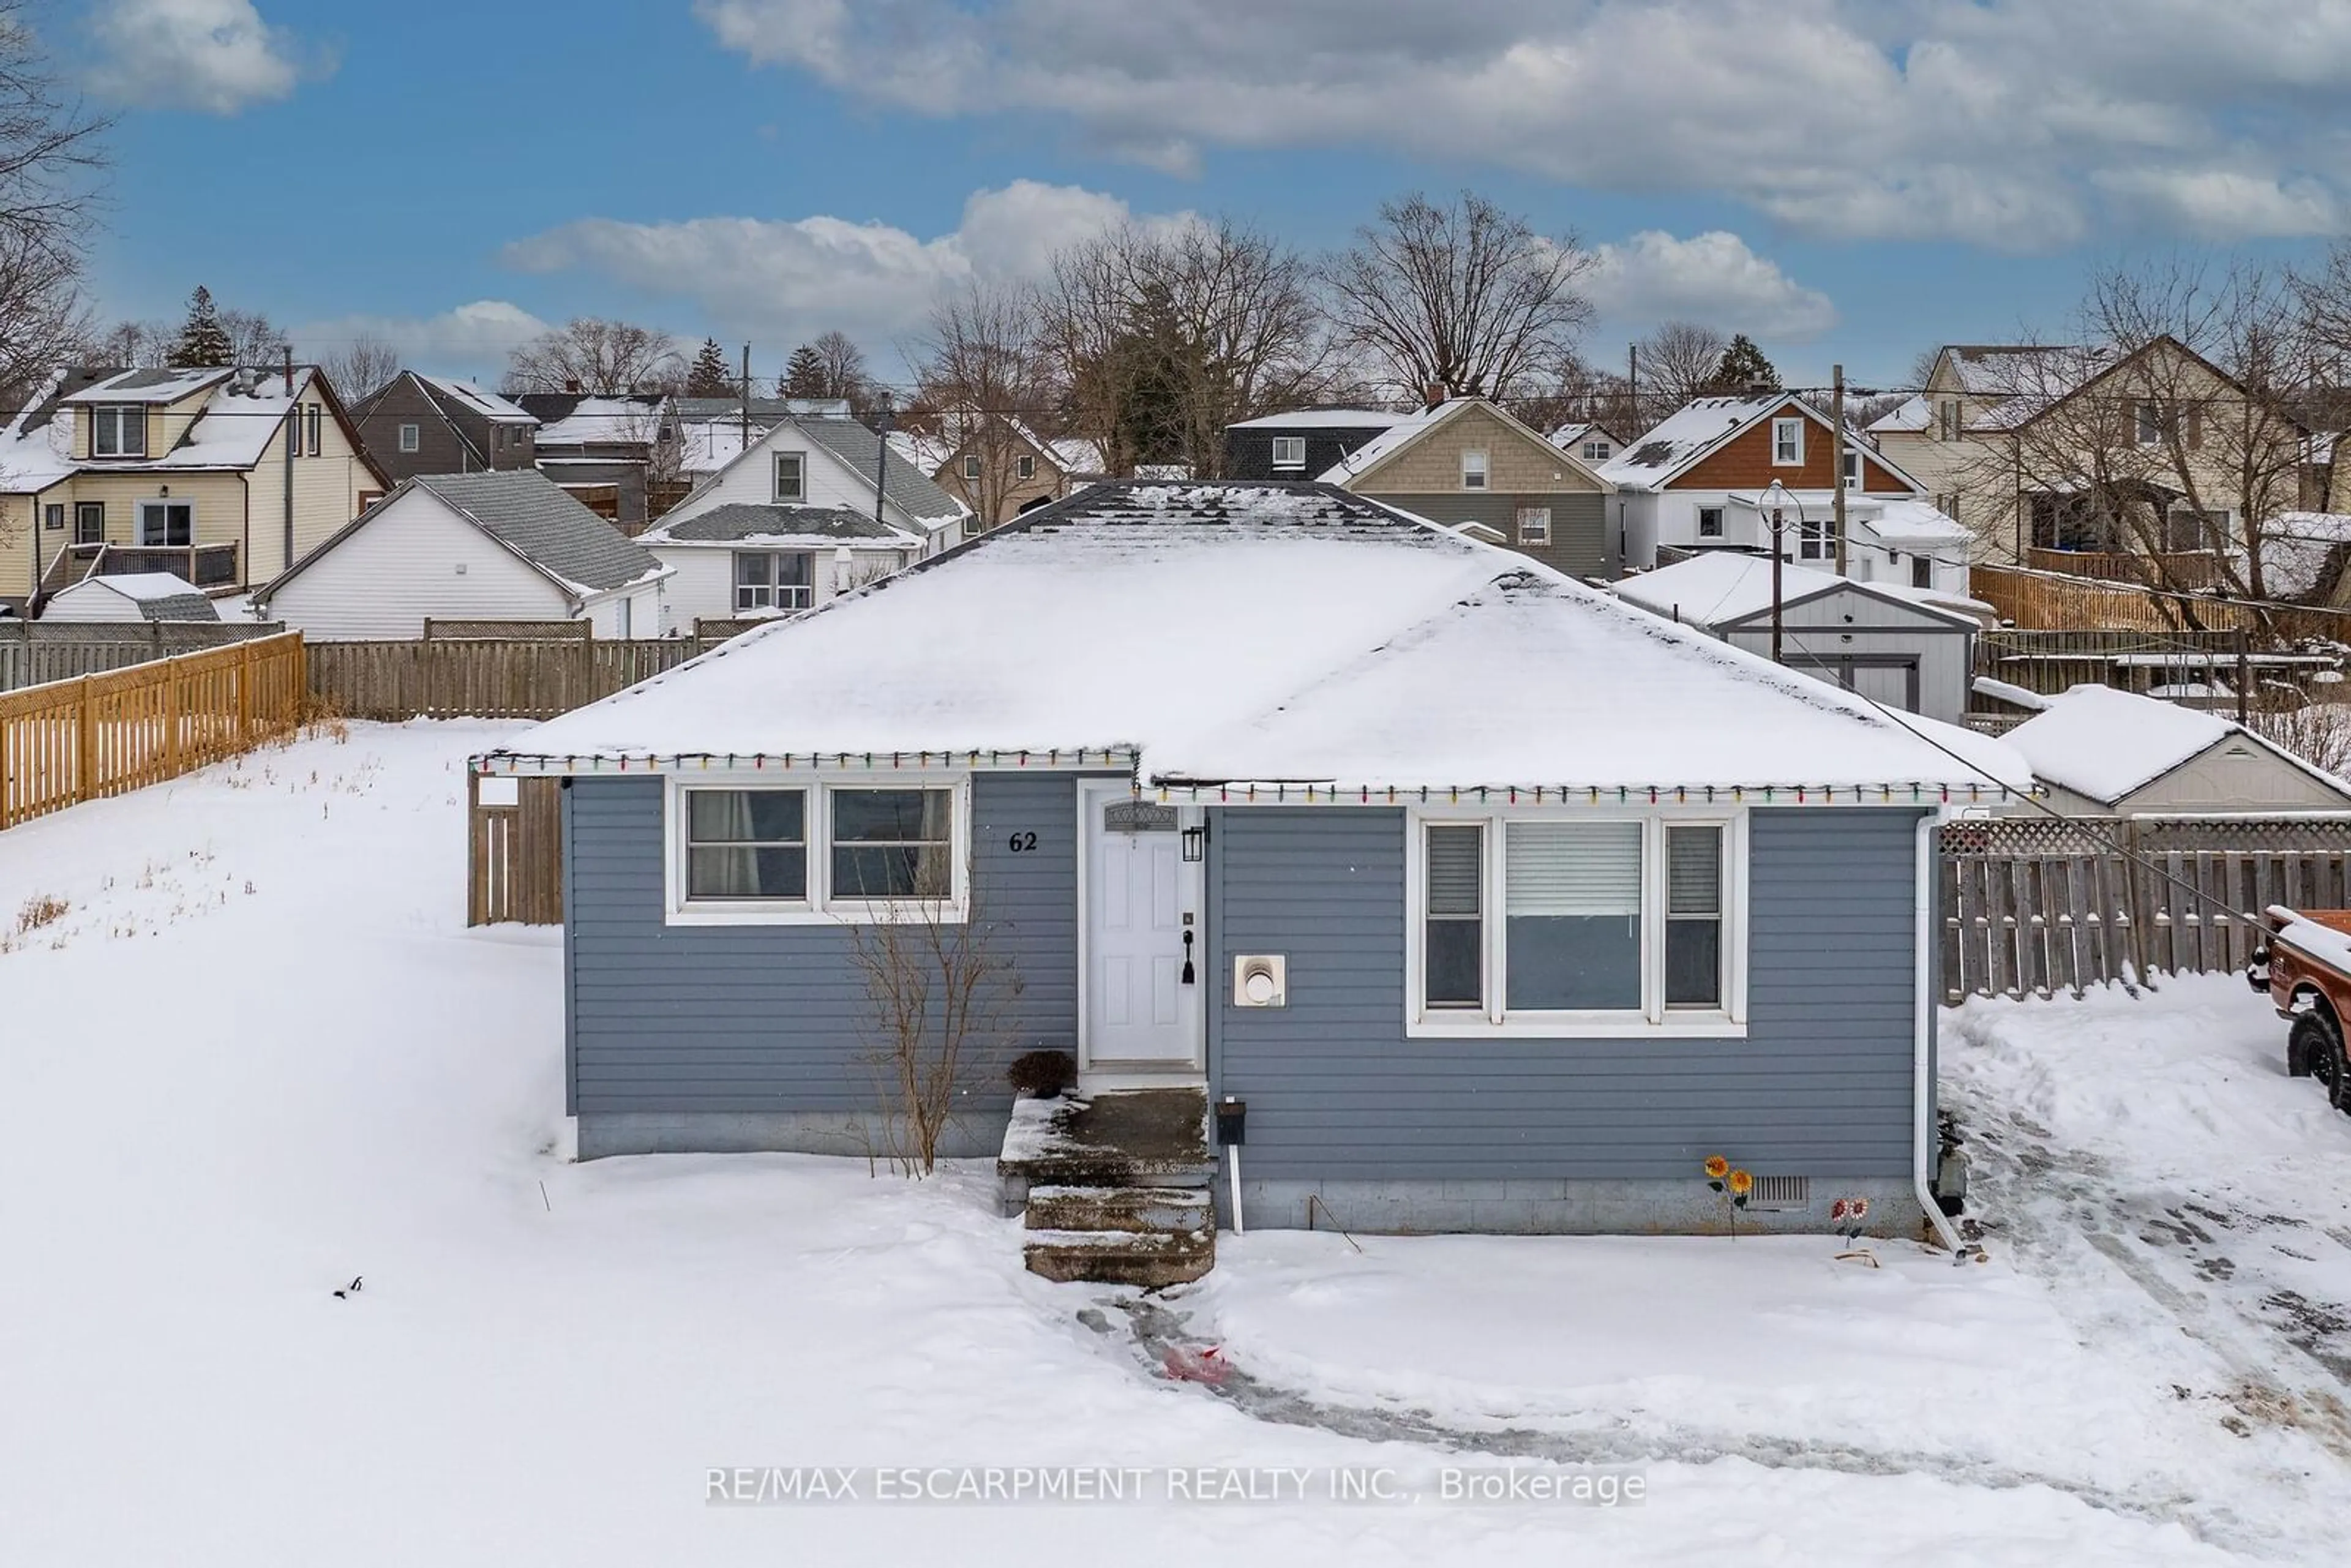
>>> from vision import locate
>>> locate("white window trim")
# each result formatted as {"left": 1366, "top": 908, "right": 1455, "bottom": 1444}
{"left": 733, "top": 549, "right": 815, "bottom": 613}
{"left": 1401, "top": 807, "right": 1748, "bottom": 1039}
{"left": 1771, "top": 418, "right": 1804, "bottom": 467}
{"left": 1581, "top": 440, "right": 1611, "bottom": 462}
{"left": 774, "top": 450, "right": 808, "bottom": 502}
{"left": 1515, "top": 506, "right": 1551, "bottom": 545}
{"left": 91, "top": 404, "right": 146, "bottom": 459}
{"left": 1461, "top": 449, "right": 1490, "bottom": 490}
{"left": 1270, "top": 435, "right": 1307, "bottom": 470}
{"left": 397, "top": 422, "right": 421, "bottom": 453}
{"left": 664, "top": 773, "right": 971, "bottom": 926}
{"left": 137, "top": 497, "right": 193, "bottom": 547}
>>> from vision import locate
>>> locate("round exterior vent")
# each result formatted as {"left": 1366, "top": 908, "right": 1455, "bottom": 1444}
{"left": 1234, "top": 954, "right": 1288, "bottom": 1008}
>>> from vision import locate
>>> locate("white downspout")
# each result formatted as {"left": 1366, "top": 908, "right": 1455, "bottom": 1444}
{"left": 1916, "top": 811, "right": 1967, "bottom": 1259}
{"left": 1227, "top": 1144, "right": 1245, "bottom": 1237}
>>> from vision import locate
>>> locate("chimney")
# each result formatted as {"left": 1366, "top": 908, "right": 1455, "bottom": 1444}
{"left": 565, "top": 378, "right": 582, "bottom": 394}
{"left": 1423, "top": 382, "right": 1447, "bottom": 411}
{"left": 282, "top": 345, "right": 294, "bottom": 395}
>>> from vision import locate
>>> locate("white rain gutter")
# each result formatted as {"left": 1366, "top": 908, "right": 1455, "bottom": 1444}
{"left": 1915, "top": 810, "right": 1967, "bottom": 1259}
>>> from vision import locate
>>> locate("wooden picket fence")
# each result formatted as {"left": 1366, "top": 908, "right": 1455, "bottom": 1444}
{"left": 0, "top": 632, "right": 307, "bottom": 830}
{"left": 1939, "top": 814, "right": 2351, "bottom": 1000}
{"left": 0, "top": 621, "right": 288, "bottom": 694}
{"left": 468, "top": 771, "right": 564, "bottom": 925}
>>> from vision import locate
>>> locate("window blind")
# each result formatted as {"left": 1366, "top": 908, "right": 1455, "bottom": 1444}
{"left": 1505, "top": 823, "right": 1640, "bottom": 915}
{"left": 1668, "top": 827, "right": 1721, "bottom": 915}
{"left": 1426, "top": 826, "right": 1483, "bottom": 915}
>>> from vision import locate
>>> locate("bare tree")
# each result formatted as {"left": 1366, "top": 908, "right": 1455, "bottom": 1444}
{"left": 0, "top": 4, "right": 108, "bottom": 408}
{"left": 89, "top": 317, "right": 167, "bottom": 367}
{"left": 318, "top": 332, "right": 399, "bottom": 402}
{"left": 219, "top": 306, "right": 283, "bottom": 366}
{"left": 1635, "top": 320, "right": 1731, "bottom": 422}
{"left": 1040, "top": 216, "right": 1326, "bottom": 478}
{"left": 844, "top": 895, "right": 1014, "bottom": 1178}
{"left": 1319, "top": 189, "right": 1592, "bottom": 402}
{"left": 503, "top": 317, "right": 682, "bottom": 396}
{"left": 812, "top": 329, "right": 872, "bottom": 405}
{"left": 915, "top": 282, "right": 1042, "bottom": 527}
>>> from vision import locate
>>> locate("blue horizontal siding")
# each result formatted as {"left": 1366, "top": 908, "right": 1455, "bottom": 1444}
{"left": 1209, "top": 807, "right": 1925, "bottom": 1181}
{"left": 563, "top": 773, "right": 1083, "bottom": 1116}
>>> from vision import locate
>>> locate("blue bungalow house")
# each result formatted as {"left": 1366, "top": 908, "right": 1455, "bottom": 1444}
{"left": 482, "top": 481, "right": 2027, "bottom": 1269}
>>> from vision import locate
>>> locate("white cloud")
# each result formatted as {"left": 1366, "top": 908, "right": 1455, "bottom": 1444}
{"left": 292, "top": 301, "right": 550, "bottom": 381}
{"left": 1584, "top": 231, "right": 1837, "bottom": 342}
{"left": 694, "top": 0, "right": 2351, "bottom": 250}
{"left": 83, "top": 0, "right": 328, "bottom": 114}
{"left": 500, "top": 181, "right": 1190, "bottom": 346}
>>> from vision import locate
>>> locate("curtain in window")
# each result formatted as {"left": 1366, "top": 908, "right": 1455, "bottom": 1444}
{"left": 686, "top": 789, "right": 805, "bottom": 899}
{"left": 1505, "top": 822, "right": 1641, "bottom": 1010}
{"left": 832, "top": 789, "right": 953, "bottom": 899}
{"left": 1424, "top": 825, "right": 1484, "bottom": 1007}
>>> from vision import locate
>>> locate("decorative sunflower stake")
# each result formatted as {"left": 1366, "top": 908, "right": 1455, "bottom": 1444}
{"left": 1703, "top": 1155, "right": 1753, "bottom": 1240}
{"left": 1830, "top": 1196, "right": 1879, "bottom": 1267}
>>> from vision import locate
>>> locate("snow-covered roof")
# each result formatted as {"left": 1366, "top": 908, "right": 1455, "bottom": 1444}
{"left": 642, "top": 503, "right": 919, "bottom": 550}
{"left": 517, "top": 393, "right": 670, "bottom": 447}
{"left": 1319, "top": 398, "right": 1608, "bottom": 489}
{"left": 1048, "top": 437, "right": 1105, "bottom": 476}
{"left": 1227, "top": 408, "right": 1411, "bottom": 431}
{"left": 1614, "top": 552, "right": 1978, "bottom": 632}
{"left": 1548, "top": 421, "right": 1623, "bottom": 451}
{"left": 681, "top": 416, "right": 771, "bottom": 476}
{"left": 416, "top": 375, "right": 535, "bottom": 424}
{"left": 798, "top": 418, "right": 967, "bottom": 528}
{"left": 0, "top": 373, "right": 75, "bottom": 493}
{"left": 1598, "top": 395, "right": 1807, "bottom": 489}
{"left": 2260, "top": 511, "right": 2351, "bottom": 600}
{"left": 48, "top": 572, "right": 219, "bottom": 621}
{"left": 1865, "top": 498, "right": 1971, "bottom": 547}
{"left": 887, "top": 430, "right": 951, "bottom": 475}
{"left": 1865, "top": 395, "right": 1932, "bottom": 435}
{"left": 60, "top": 366, "right": 231, "bottom": 406}
{"left": 493, "top": 482, "right": 2027, "bottom": 797}
{"left": 2002, "top": 685, "right": 2341, "bottom": 805}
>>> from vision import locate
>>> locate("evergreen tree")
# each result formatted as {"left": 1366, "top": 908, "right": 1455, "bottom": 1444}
{"left": 684, "top": 337, "right": 735, "bottom": 398}
{"left": 167, "top": 285, "right": 233, "bottom": 369}
{"left": 1712, "top": 333, "right": 1779, "bottom": 392}
{"left": 780, "top": 343, "right": 827, "bottom": 399}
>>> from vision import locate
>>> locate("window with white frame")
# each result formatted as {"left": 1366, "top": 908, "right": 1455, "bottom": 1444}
{"left": 138, "top": 500, "right": 192, "bottom": 547}
{"left": 1697, "top": 506, "right": 1725, "bottom": 538}
{"left": 1461, "top": 449, "right": 1489, "bottom": 490}
{"left": 306, "top": 403, "right": 323, "bottom": 456}
{"left": 397, "top": 422, "right": 420, "bottom": 453}
{"left": 1771, "top": 418, "right": 1804, "bottom": 465}
{"left": 2135, "top": 402, "right": 2165, "bottom": 447}
{"left": 91, "top": 405, "right": 144, "bottom": 458}
{"left": 1515, "top": 506, "right": 1551, "bottom": 545}
{"left": 74, "top": 501, "right": 104, "bottom": 544}
{"left": 733, "top": 549, "right": 814, "bottom": 612}
{"left": 1840, "top": 449, "right": 1861, "bottom": 490}
{"left": 1409, "top": 813, "right": 1740, "bottom": 1033}
{"left": 1270, "top": 435, "right": 1307, "bottom": 470}
{"left": 673, "top": 780, "right": 964, "bottom": 918}
{"left": 1016, "top": 454, "right": 1035, "bottom": 480}
{"left": 1798, "top": 512, "right": 1840, "bottom": 561}
{"left": 1936, "top": 400, "right": 1960, "bottom": 441}
{"left": 962, "top": 452, "right": 982, "bottom": 481}
{"left": 773, "top": 451, "right": 807, "bottom": 501}
{"left": 1581, "top": 439, "right": 1611, "bottom": 462}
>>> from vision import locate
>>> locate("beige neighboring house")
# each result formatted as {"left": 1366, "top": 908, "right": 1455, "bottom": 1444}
{"left": 0, "top": 364, "right": 387, "bottom": 612}
{"left": 890, "top": 417, "right": 1105, "bottom": 530}
{"left": 2002, "top": 685, "right": 2351, "bottom": 816}
{"left": 1869, "top": 338, "right": 2306, "bottom": 589}
{"left": 1322, "top": 396, "right": 1618, "bottom": 579}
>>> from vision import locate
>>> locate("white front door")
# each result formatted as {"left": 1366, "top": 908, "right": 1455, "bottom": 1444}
{"left": 1081, "top": 781, "right": 1202, "bottom": 1072}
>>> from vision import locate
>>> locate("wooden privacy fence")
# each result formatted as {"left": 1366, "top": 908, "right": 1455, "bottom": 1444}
{"left": 309, "top": 636, "right": 704, "bottom": 721}
{"left": 468, "top": 771, "right": 564, "bottom": 925}
{"left": 1940, "top": 814, "right": 2351, "bottom": 1001}
{"left": 1973, "top": 561, "right": 2351, "bottom": 642}
{"left": 0, "top": 621, "right": 287, "bottom": 694}
{"left": 0, "top": 632, "right": 307, "bottom": 830}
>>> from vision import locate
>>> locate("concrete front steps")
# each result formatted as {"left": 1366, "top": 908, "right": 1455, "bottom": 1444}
{"left": 998, "top": 1089, "right": 1218, "bottom": 1288}
{"left": 1021, "top": 1185, "right": 1215, "bottom": 1286}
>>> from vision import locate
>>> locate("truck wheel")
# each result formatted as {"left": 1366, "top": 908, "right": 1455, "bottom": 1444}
{"left": 2290, "top": 1010, "right": 2337, "bottom": 1081}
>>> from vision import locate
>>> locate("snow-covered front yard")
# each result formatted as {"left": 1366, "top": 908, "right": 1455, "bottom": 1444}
{"left": 4, "top": 721, "right": 2346, "bottom": 1564}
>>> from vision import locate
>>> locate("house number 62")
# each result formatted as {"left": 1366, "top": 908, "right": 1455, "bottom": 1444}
{"left": 1007, "top": 831, "right": 1039, "bottom": 852}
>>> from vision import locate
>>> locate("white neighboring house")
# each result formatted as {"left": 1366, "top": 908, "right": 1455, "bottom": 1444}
{"left": 647, "top": 413, "right": 968, "bottom": 630}
{"left": 254, "top": 469, "right": 670, "bottom": 639}
{"left": 636, "top": 503, "right": 923, "bottom": 630}
{"left": 1614, "top": 552, "right": 1978, "bottom": 725}
{"left": 42, "top": 571, "right": 219, "bottom": 623}
{"left": 1601, "top": 394, "right": 1973, "bottom": 596}
{"left": 2001, "top": 685, "right": 2351, "bottom": 816}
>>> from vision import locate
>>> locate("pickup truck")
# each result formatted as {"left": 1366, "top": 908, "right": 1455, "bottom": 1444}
{"left": 2250, "top": 905, "right": 2351, "bottom": 1106}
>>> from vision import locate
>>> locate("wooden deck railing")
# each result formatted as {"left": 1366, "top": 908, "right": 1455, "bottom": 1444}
{"left": 0, "top": 631, "right": 306, "bottom": 830}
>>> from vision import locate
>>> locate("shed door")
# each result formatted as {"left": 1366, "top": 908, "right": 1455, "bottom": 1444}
{"left": 1081, "top": 781, "right": 1202, "bottom": 1072}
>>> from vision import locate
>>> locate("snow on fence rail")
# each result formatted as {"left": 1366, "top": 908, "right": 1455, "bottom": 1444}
{"left": 1939, "top": 814, "right": 2351, "bottom": 1000}
{"left": 0, "top": 621, "right": 287, "bottom": 694}
{"left": 0, "top": 632, "right": 307, "bottom": 830}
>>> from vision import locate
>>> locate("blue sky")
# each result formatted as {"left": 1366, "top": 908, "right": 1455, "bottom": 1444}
{"left": 64, "top": 0, "right": 2351, "bottom": 392}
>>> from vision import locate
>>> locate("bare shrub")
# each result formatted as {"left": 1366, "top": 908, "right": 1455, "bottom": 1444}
{"left": 844, "top": 894, "right": 1015, "bottom": 1177}
{"left": 2247, "top": 700, "right": 2351, "bottom": 778}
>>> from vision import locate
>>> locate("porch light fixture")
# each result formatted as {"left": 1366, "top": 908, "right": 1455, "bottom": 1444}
{"left": 1181, "top": 823, "right": 1207, "bottom": 863}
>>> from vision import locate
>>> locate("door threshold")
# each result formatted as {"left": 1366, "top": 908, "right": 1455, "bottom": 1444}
{"left": 1079, "top": 1064, "right": 1208, "bottom": 1094}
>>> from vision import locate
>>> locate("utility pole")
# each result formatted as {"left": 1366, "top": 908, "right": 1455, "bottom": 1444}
{"left": 1831, "top": 362, "right": 1849, "bottom": 576}
{"left": 1627, "top": 342, "right": 1639, "bottom": 428}
{"left": 740, "top": 343, "right": 751, "bottom": 456}
{"left": 873, "top": 392, "right": 892, "bottom": 537}
{"left": 1771, "top": 504, "right": 1785, "bottom": 664}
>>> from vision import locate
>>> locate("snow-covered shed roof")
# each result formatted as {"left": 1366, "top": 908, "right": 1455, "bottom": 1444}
{"left": 1614, "top": 552, "right": 1978, "bottom": 633}
{"left": 48, "top": 572, "right": 219, "bottom": 621}
{"left": 1228, "top": 408, "right": 1410, "bottom": 431}
{"left": 642, "top": 503, "right": 919, "bottom": 549}
{"left": 2003, "top": 685, "right": 2345, "bottom": 805}
{"left": 492, "top": 482, "right": 2026, "bottom": 798}
{"left": 265, "top": 469, "right": 662, "bottom": 606}
{"left": 1866, "top": 497, "right": 1972, "bottom": 547}
{"left": 516, "top": 393, "right": 670, "bottom": 447}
